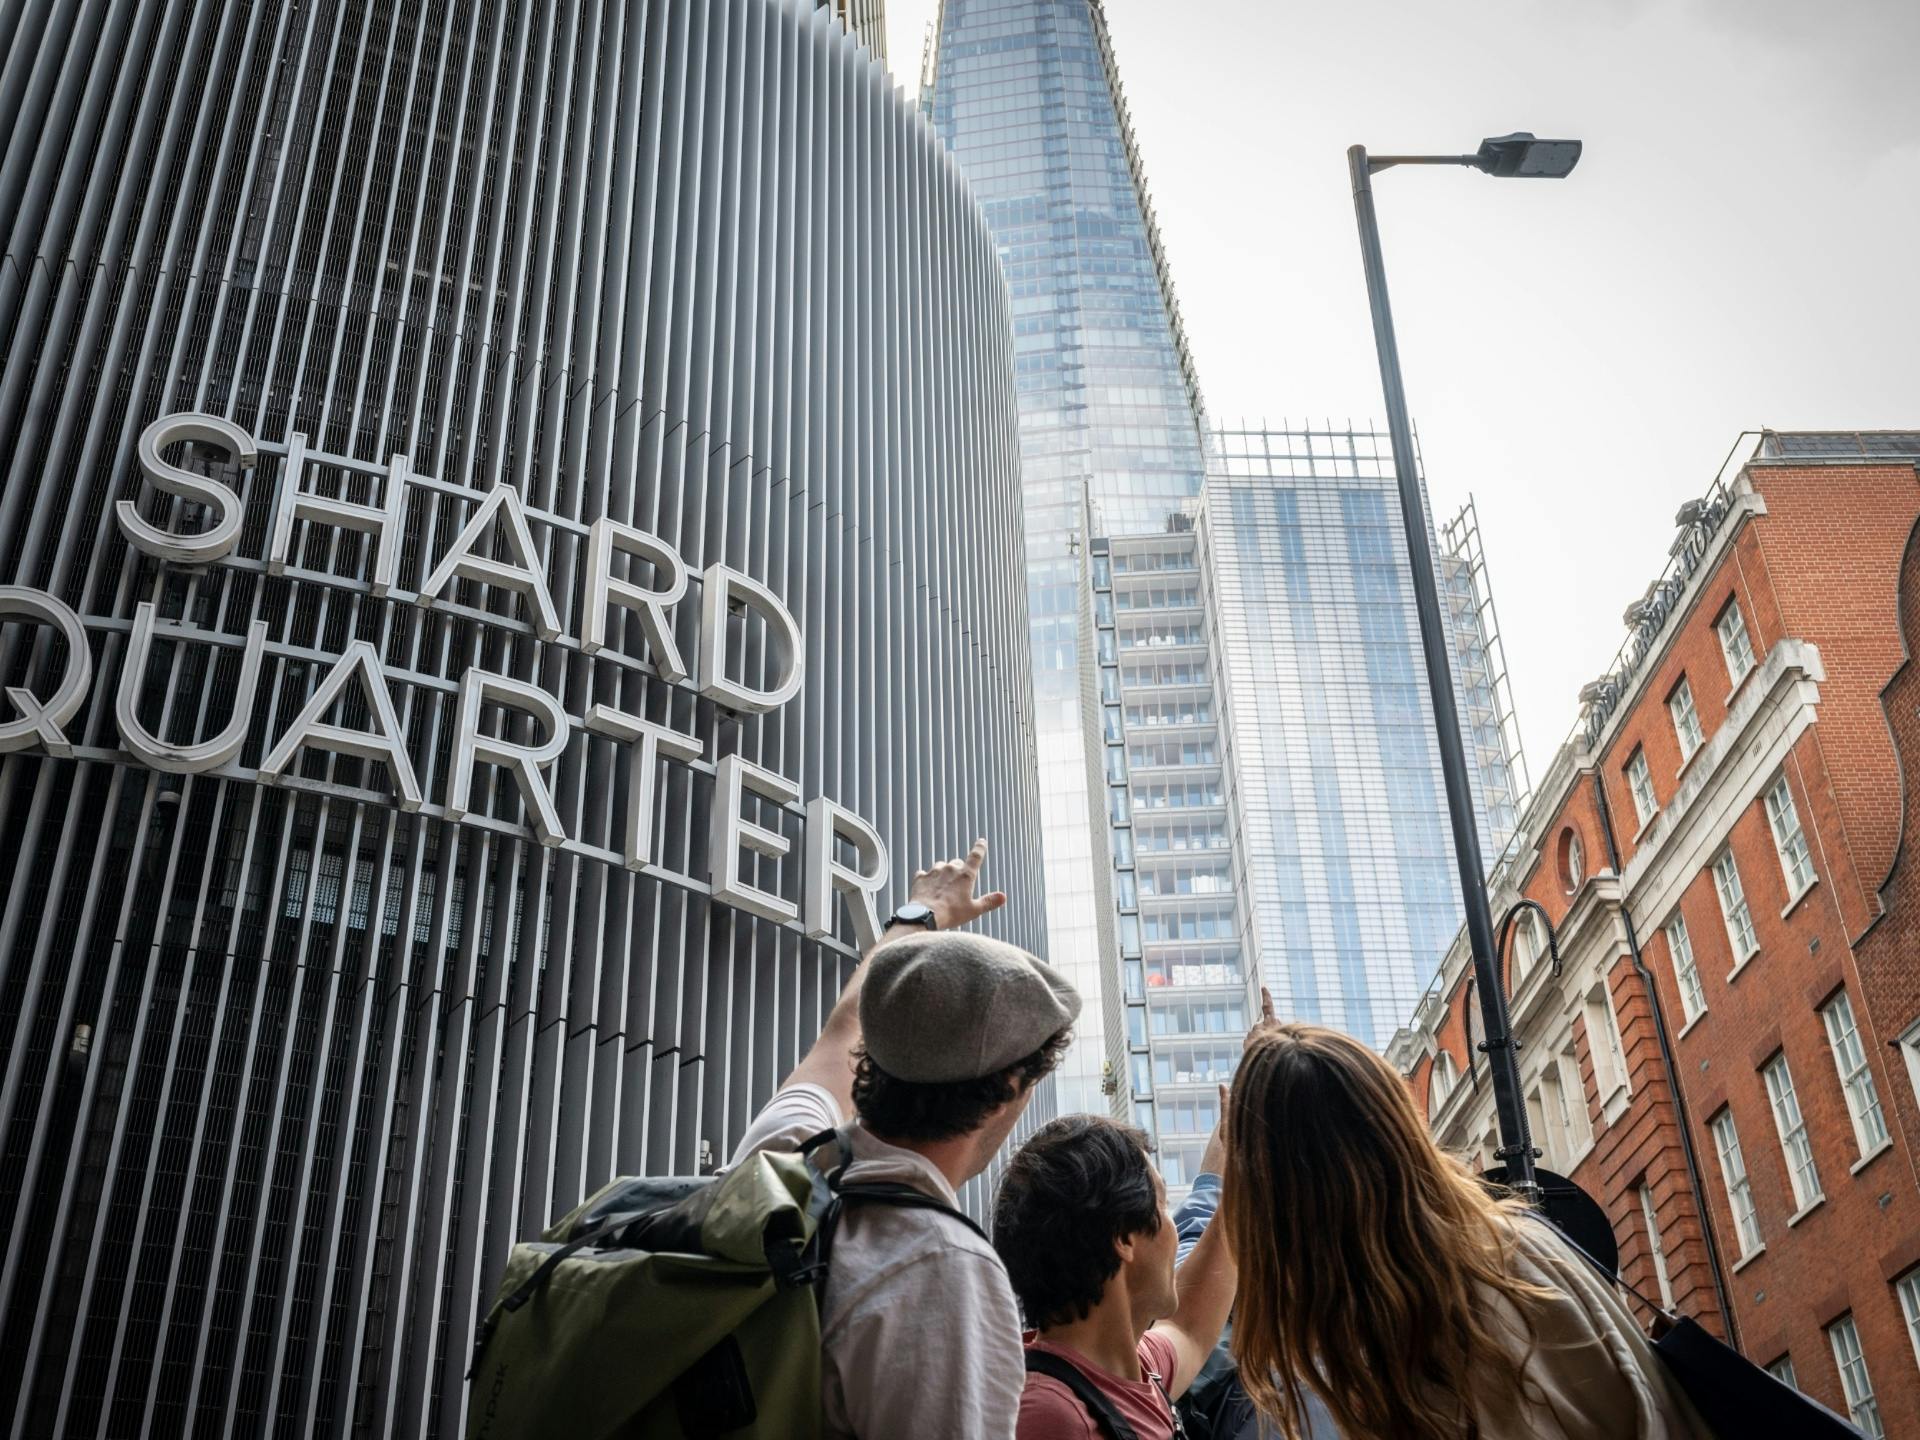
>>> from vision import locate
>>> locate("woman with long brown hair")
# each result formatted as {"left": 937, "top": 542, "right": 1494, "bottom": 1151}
{"left": 1222, "top": 1022, "right": 1713, "bottom": 1440}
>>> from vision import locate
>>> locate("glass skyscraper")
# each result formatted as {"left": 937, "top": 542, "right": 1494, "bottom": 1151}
{"left": 1197, "top": 428, "right": 1525, "bottom": 1048}
{"left": 1090, "top": 522, "right": 1247, "bottom": 1195}
{"left": 928, "top": 0, "right": 1208, "bottom": 1115}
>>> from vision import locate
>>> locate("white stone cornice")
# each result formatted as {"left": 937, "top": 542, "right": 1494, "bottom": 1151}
{"left": 1621, "top": 637, "right": 1824, "bottom": 923}
{"left": 1386, "top": 1027, "right": 1426, "bottom": 1074}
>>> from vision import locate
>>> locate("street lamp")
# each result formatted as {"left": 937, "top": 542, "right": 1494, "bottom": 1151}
{"left": 1348, "top": 132, "right": 1581, "bottom": 1206}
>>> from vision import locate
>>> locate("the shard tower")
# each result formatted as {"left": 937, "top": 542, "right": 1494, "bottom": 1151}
{"left": 928, "top": 0, "right": 1207, "bottom": 1116}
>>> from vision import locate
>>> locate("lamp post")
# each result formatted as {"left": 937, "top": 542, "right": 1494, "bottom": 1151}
{"left": 1349, "top": 132, "right": 1581, "bottom": 1206}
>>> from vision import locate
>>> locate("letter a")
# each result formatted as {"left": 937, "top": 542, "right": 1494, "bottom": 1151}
{"left": 257, "top": 642, "right": 422, "bottom": 809}
{"left": 419, "top": 487, "right": 562, "bottom": 639}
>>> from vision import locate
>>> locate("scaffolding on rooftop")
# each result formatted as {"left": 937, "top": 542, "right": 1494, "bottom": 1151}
{"left": 1440, "top": 497, "right": 1532, "bottom": 838}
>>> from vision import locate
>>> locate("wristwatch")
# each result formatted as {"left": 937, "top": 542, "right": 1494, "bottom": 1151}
{"left": 888, "top": 902, "right": 938, "bottom": 932}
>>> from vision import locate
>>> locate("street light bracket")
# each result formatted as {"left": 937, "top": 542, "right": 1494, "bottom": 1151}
{"left": 1366, "top": 155, "right": 1480, "bottom": 174}
{"left": 1360, "top": 134, "right": 1584, "bottom": 181}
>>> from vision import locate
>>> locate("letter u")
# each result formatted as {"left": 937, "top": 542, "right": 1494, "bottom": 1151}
{"left": 116, "top": 602, "right": 269, "bottom": 773}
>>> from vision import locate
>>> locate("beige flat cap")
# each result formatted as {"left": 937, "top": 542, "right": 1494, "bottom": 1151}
{"left": 859, "top": 931, "right": 1081, "bottom": 1083}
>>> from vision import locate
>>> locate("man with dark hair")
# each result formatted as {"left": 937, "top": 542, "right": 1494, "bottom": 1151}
{"left": 994, "top": 1114, "right": 1238, "bottom": 1439}
{"left": 729, "top": 839, "right": 1079, "bottom": 1439}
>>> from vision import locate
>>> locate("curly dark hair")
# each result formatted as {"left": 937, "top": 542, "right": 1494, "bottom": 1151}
{"left": 850, "top": 1028, "right": 1071, "bottom": 1143}
{"left": 991, "top": 1115, "right": 1162, "bottom": 1330}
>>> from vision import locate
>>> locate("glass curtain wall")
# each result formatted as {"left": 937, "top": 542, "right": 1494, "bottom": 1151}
{"left": 1197, "top": 428, "right": 1523, "bottom": 1047}
{"left": 929, "top": 0, "right": 1207, "bottom": 1115}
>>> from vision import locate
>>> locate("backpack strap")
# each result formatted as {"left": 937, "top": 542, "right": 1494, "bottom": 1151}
{"left": 1024, "top": 1350, "right": 1142, "bottom": 1440}
{"left": 466, "top": 1205, "right": 643, "bottom": 1379}
{"left": 794, "top": 1126, "right": 989, "bottom": 1298}
{"left": 1143, "top": 1358, "right": 1189, "bottom": 1440}
{"left": 835, "top": 1180, "right": 988, "bottom": 1241}
{"left": 1526, "top": 1211, "right": 1674, "bottom": 1321}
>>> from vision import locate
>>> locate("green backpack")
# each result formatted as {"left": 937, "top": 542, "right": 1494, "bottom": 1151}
{"left": 465, "top": 1127, "right": 986, "bottom": 1440}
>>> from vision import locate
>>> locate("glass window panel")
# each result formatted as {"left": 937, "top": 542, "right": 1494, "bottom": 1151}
{"left": 1627, "top": 748, "right": 1657, "bottom": 826}
{"left": 1669, "top": 678, "right": 1705, "bottom": 761}
{"left": 1765, "top": 777, "right": 1816, "bottom": 897}
{"left": 1665, "top": 914, "right": 1706, "bottom": 1024}
{"left": 1896, "top": 1270, "right": 1920, "bottom": 1374}
{"left": 1717, "top": 601, "right": 1756, "bottom": 685}
{"left": 1712, "top": 851, "right": 1758, "bottom": 963}
{"left": 1711, "top": 1110, "right": 1762, "bottom": 1257}
{"left": 1762, "top": 1055, "right": 1821, "bottom": 1211}
{"left": 1638, "top": 1183, "right": 1675, "bottom": 1309}
{"left": 1826, "top": 1315, "right": 1882, "bottom": 1438}
{"left": 1821, "top": 991, "right": 1890, "bottom": 1157}
{"left": 1584, "top": 986, "right": 1628, "bottom": 1101}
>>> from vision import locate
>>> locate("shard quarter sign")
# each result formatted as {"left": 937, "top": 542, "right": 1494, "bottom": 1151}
{"left": 0, "top": 411, "right": 892, "bottom": 950}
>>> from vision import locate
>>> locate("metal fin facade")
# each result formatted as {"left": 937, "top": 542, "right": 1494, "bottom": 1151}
{"left": 818, "top": 0, "right": 890, "bottom": 60}
{"left": 0, "top": 1, "right": 1044, "bottom": 1433}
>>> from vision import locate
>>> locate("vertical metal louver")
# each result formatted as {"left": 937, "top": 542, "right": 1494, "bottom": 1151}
{"left": 0, "top": 1, "right": 1045, "bottom": 1433}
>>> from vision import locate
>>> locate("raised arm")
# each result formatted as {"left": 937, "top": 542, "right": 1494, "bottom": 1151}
{"left": 1173, "top": 1094, "right": 1227, "bottom": 1268}
{"left": 1152, "top": 1084, "right": 1236, "bottom": 1396}
{"left": 1155, "top": 985, "right": 1274, "bottom": 1393}
{"left": 1153, "top": 1190, "right": 1237, "bottom": 1397}
{"left": 780, "top": 838, "right": 1007, "bottom": 1116}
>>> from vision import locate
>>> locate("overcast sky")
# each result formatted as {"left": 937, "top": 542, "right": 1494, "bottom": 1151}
{"left": 887, "top": 0, "right": 1920, "bottom": 781}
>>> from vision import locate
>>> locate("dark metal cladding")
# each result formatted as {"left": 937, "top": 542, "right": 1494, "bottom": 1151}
{"left": 0, "top": 1, "right": 1046, "bottom": 1433}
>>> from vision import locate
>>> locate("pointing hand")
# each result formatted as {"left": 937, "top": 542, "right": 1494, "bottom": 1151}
{"left": 908, "top": 837, "right": 1008, "bottom": 932}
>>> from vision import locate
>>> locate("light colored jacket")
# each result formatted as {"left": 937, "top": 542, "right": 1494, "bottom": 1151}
{"left": 1468, "top": 1218, "right": 1716, "bottom": 1440}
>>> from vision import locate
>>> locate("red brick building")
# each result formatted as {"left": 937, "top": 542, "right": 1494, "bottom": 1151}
{"left": 1390, "top": 431, "right": 1920, "bottom": 1436}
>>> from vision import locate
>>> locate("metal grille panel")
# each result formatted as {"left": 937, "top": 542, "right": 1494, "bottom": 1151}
{"left": 0, "top": 1, "right": 1045, "bottom": 1433}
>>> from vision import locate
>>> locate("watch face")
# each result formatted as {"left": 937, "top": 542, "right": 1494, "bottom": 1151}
{"left": 894, "top": 902, "right": 936, "bottom": 929}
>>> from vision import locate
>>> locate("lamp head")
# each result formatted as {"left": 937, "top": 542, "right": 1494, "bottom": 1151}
{"left": 1473, "top": 132, "right": 1582, "bottom": 179}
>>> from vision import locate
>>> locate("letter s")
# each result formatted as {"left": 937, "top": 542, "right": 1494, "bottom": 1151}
{"left": 116, "top": 411, "right": 254, "bottom": 564}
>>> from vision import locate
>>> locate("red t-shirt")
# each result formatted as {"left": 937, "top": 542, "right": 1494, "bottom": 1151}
{"left": 1017, "top": 1331, "right": 1180, "bottom": 1440}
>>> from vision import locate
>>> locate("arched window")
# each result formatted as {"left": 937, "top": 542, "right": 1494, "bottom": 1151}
{"left": 1511, "top": 909, "right": 1537, "bottom": 982}
{"left": 1428, "top": 1049, "right": 1460, "bottom": 1124}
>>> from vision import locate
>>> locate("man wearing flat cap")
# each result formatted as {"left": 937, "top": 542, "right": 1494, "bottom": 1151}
{"left": 729, "top": 838, "right": 1080, "bottom": 1440}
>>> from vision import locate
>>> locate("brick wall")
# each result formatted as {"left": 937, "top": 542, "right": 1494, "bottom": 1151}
{"left": 1406, "top": 456, "right": 1920, "bottom": 1433}
{"left": 1860, "top": 517, "right": 1920, "bottom": 1160}
{"left": 1856, "top": 509, "right": 1920, "bottom": 1420}
{"left": 1750, "top": 465, "right": 1920, "bottom": 918}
